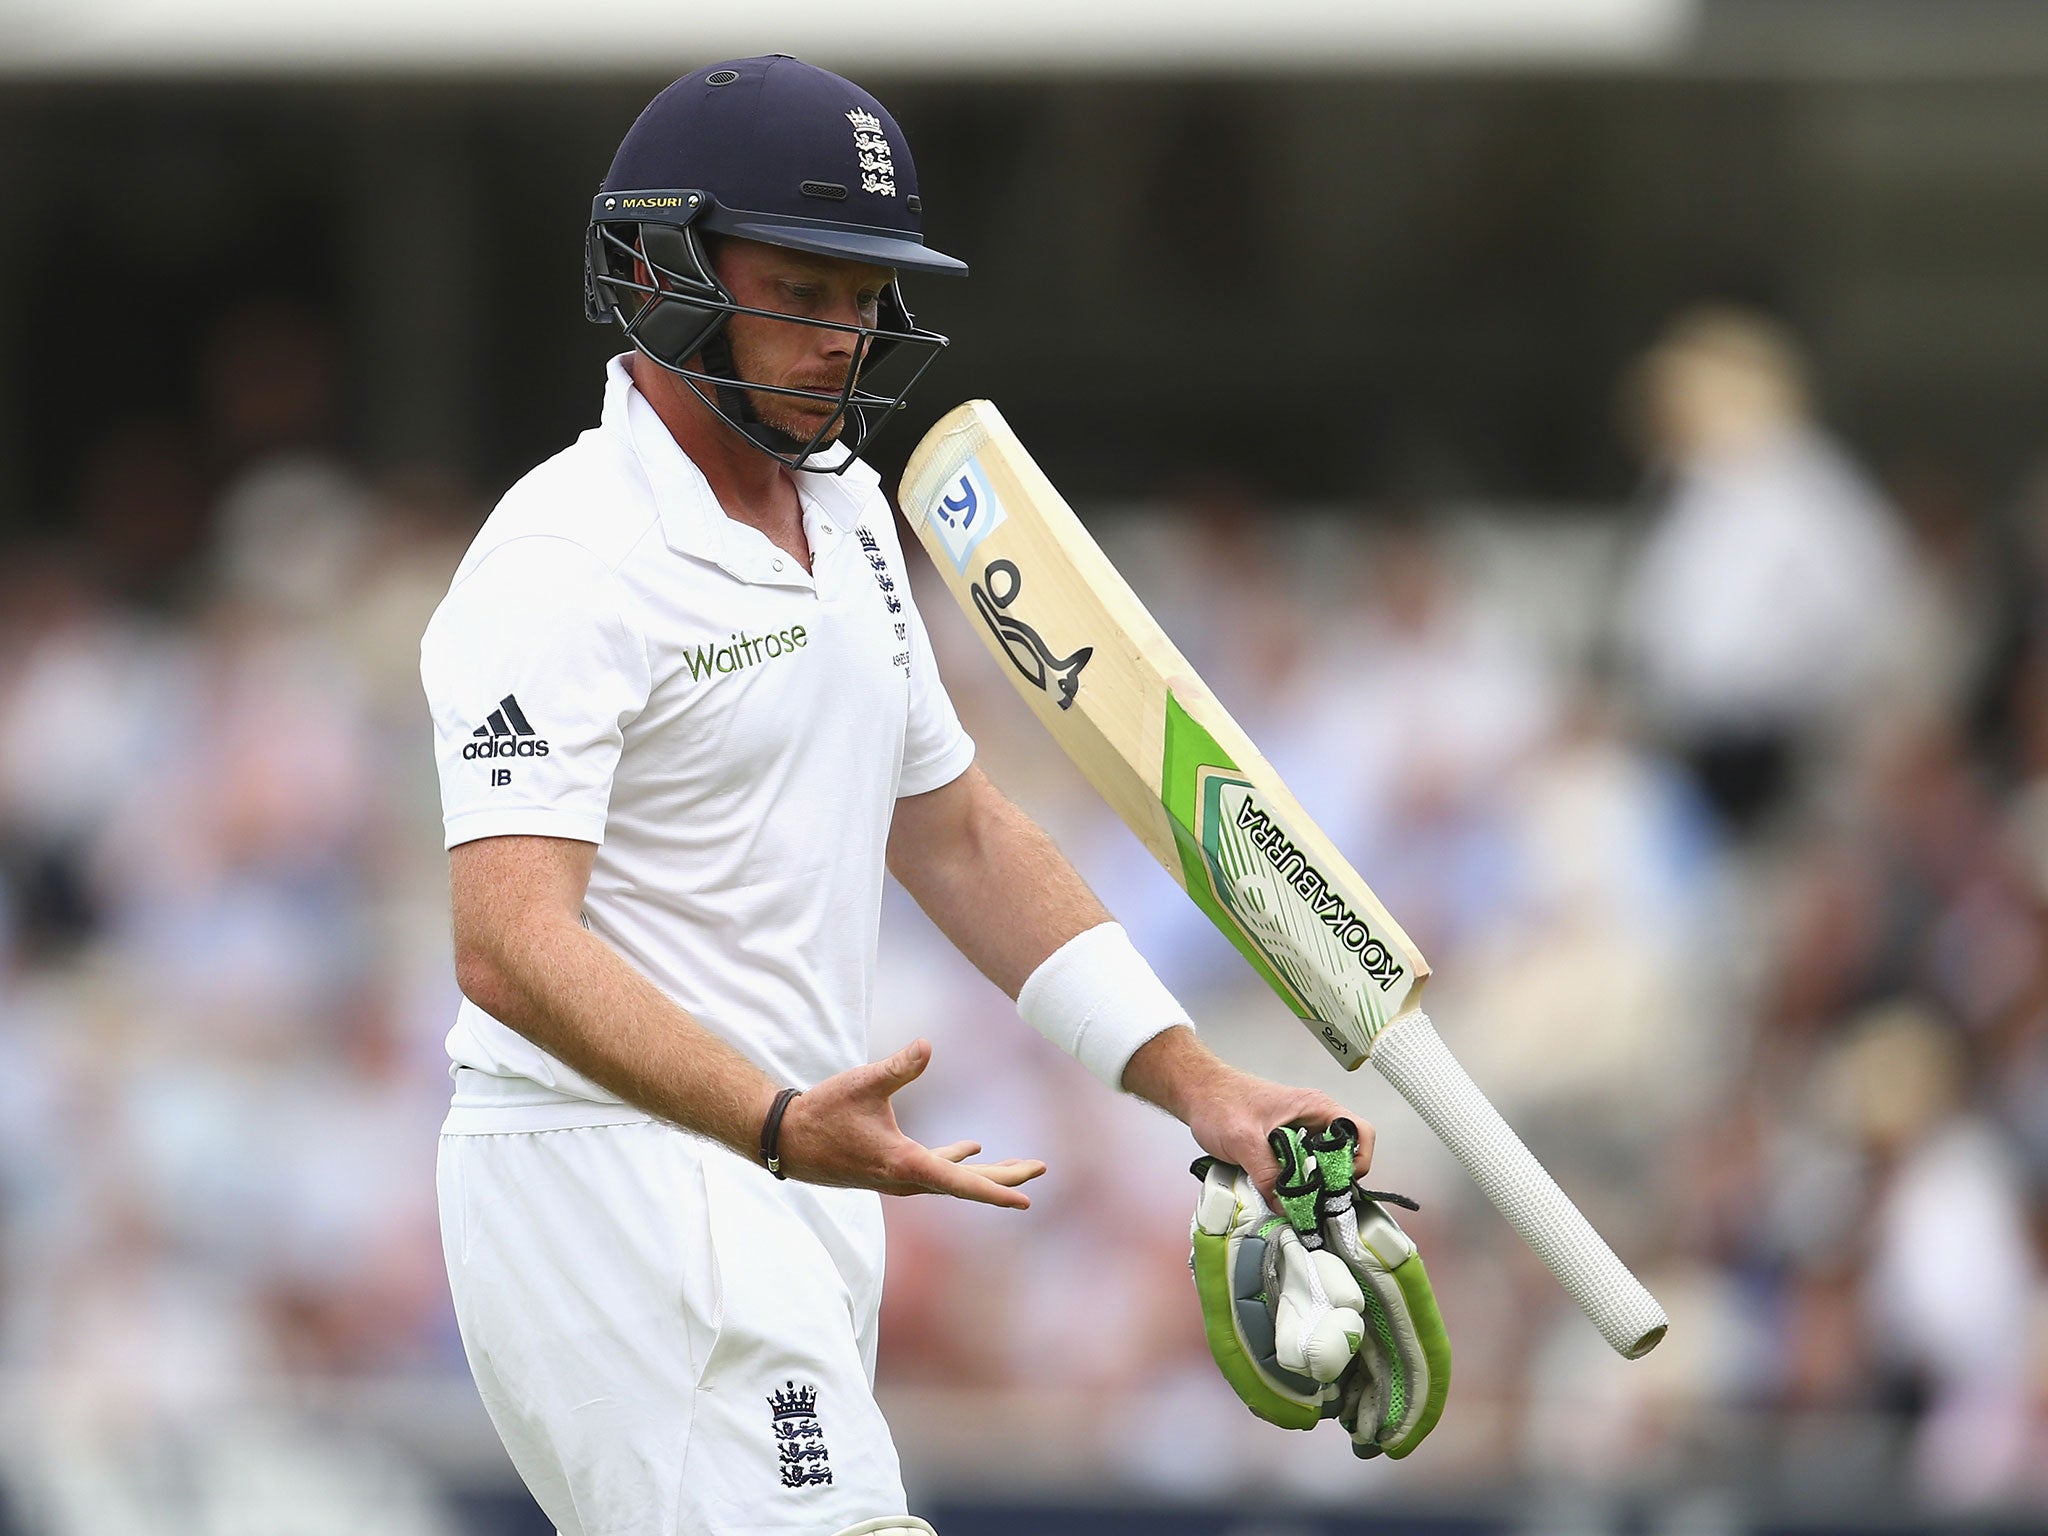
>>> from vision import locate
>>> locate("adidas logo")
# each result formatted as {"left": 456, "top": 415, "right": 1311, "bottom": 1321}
{"left": 462, "top": 694, "right": 551, "bottom": 759}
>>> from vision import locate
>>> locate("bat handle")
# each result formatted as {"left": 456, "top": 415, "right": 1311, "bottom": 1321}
{"left": 1367, "top": 1009, "right": 1668, "bottom": 1359}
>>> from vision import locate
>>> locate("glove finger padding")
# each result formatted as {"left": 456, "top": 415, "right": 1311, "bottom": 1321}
{"left": 1267, "top": 1225, "right": 1366, "bottom": 1383}
{"left": 1190, "top": 1157, "right": 1354, "bottom": 1428}
{"left": 1316, "top": 1125, "right": 1451, "bottom": 1459}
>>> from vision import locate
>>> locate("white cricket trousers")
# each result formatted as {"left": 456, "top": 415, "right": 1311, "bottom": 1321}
{"left": 438, "top": 1096, "right": 911, "bottom": 1535}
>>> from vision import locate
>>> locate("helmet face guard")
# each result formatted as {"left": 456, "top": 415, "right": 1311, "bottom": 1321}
{"left": 584, "top": 191, "right": 948, "bottom": 474}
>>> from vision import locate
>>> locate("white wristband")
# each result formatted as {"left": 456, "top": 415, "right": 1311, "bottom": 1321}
{"left": 1016, "top": 922, "right": 1192, "bottom": 1091}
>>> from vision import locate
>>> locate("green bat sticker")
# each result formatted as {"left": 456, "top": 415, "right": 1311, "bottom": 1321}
{"left": 1161, "top": 694, "right": 1408, "bottom": 1058}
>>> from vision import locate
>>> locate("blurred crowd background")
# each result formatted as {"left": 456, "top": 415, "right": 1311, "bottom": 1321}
{"left": 7, "top": 3, "right": 2048, "bottom": 1533}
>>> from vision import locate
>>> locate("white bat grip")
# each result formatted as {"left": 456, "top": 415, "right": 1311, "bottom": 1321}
{"left": 1368, "top": 1010, "right": 1668, "bottom": 1358}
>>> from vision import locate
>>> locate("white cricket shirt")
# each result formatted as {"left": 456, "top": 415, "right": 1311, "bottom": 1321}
{"left": 421, "top": 356, "right": 975, "bottom": 1122}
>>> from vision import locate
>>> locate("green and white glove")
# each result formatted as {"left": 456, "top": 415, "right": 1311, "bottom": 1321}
{"left": 1189, "top": 1136, "right": 1365, "bottom": 1429}
{"left": 1304, "top": 1120, "right": 1452, "bottom": 1460}
{"left": 1189, "top": 1122, "right": 1450, "bottom": 1459}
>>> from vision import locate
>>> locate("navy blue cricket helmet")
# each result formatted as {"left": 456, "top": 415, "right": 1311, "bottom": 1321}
{"left": 584, "top": 55, "right": 965, "bottom": 471}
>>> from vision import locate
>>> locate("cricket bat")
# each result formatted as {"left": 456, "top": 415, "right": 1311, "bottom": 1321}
{"left": 900, "top": 400, "right": 1668, "bottom": 1360}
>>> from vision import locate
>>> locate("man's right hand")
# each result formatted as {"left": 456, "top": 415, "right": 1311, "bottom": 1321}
{"left": 773, "top": 1038, "right": 1047, "bottom": 1209}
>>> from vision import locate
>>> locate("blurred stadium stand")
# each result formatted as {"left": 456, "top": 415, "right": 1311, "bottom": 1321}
{"left": 4, "top": 3, "right": 2048, "bottom": 1533}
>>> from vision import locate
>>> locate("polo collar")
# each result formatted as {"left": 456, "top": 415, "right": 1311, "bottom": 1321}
{"left": 602, "top": 355, "right": 887, "bottom": 587}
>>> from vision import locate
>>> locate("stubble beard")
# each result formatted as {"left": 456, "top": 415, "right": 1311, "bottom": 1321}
{"left": 724, "top": 326, "right": 859, "bottom": 450}
{"left": 746, "top": 386, "right": 848, "bottom": 448}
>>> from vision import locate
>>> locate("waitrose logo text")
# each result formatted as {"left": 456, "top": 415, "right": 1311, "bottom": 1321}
{"left": 684, "top": 625, "right": 809, "bottom": 681}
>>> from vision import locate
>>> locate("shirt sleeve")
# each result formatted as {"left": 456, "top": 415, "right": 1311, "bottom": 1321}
{"left": 894, "top": 535, "right": 977, "bottom": 798}
{"left": 420, "top": 535, "right": 653, "bottom": 849}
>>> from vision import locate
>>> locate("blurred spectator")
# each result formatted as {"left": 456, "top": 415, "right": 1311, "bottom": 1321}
{"left": 1617, "top": 308, "right": 1929, "bottom": 835}
{"left": 1822, "top": 1003, "right": 2038, "bottom": 1505}
{"left": 202, "top": 300, "right": 376, "bottom": 623}
{"left": 0, "top": 548, "right": 175, "bottom": 958}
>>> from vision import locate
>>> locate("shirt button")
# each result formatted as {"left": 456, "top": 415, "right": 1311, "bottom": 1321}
{"left": 773, "top": 558, "right": 785, "bottom": 572}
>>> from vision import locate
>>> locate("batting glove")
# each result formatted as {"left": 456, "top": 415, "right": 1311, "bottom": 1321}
{"left": 1189, "top": 1126, "right": 1367, "bottom": 1429}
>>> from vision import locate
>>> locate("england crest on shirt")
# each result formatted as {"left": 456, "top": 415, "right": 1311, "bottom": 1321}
{"left": 768, "top": 1380, "right": 833, "bottom": 1489}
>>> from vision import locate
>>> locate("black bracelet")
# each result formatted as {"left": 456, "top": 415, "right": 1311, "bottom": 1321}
{"left": 760, "top": 1087, "right": 802, "bottom": 1179}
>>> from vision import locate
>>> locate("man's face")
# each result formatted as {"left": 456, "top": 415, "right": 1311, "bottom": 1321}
{"left": 708, "top": 238, "right": 893, "bottom": 446}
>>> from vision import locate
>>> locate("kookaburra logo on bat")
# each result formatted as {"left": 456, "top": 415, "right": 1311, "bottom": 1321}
{"left": 970, "top": 559, "right": 1092, "bottom": 710}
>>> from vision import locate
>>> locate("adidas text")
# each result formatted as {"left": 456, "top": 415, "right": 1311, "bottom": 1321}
{"left": 464, "top": 737, "right": 550, "bottom": 760}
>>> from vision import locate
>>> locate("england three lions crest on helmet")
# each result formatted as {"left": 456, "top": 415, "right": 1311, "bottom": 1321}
{"left": 847, "top": 109, "right": 897, "bottom": 197}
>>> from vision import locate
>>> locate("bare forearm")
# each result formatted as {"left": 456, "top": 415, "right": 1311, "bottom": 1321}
{"left": 463, "top": 916, "right": 778, "bottom": 1157}
{"left": 447, "top": 833, "right": 1045, "bottom": 1208}
{"left": 892, "top": 768, "right": 1111, "bottom": 997}
{"left": 1119, "top": 1022, "right": 1229, "bottom": 1112}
